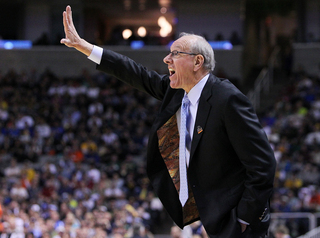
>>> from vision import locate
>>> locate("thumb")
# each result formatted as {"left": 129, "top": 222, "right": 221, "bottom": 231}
{"left": 60, "top": 38, "right": 70, "bottom": 45}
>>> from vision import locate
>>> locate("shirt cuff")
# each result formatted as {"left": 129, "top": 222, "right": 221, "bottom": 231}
{"left": 237, "top": 218, "right": 250, "bottom": 225}
{"left": 88, "top": 45, "right": 103, "bottom": 65}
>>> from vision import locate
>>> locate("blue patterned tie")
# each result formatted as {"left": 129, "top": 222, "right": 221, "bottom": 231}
{"left": 179, "top": 94, "right": 191, "bottom": 206}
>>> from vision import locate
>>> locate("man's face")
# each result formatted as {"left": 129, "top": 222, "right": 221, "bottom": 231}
{"left": 163, "top": 36, "right": 196, "bottom": 92}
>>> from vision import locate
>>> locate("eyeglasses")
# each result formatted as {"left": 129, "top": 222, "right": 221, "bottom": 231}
{"left": 169, "top": 50, "right": 199, "bottom": 57}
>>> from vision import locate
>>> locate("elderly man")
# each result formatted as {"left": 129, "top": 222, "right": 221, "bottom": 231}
{"left": 61, "top": 5, "right": 276, "bottom": 238}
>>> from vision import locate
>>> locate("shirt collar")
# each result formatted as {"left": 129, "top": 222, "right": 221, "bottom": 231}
{"left": 186, "top": 74, "right": 210, "bottom": 106}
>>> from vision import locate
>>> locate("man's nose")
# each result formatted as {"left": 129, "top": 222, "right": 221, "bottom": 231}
{"left": 163, "top": 54, "right": 171, "bottom": 64}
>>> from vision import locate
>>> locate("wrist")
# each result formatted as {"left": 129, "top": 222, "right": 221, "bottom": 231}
{"left": 77, "top": 39, "right": 94, "bottom": 56}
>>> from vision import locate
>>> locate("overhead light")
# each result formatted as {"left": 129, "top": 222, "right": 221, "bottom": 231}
{"left": 122, "top": 29, "right": 132, "bottom": 40}
{"left": 160, "top": 7, "right": 167, "bottom": 14}
{"left": 159, "top": 0, "right": 171, "bottom": 7}
{"left": 158, "top": 16, "right": 172, "bottom": 37}
{"left": 137, "top": 27, "right": 147, "bottom": 37}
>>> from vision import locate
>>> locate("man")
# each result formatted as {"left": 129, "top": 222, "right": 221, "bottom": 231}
{"left": 61, "top": 5, "right": 276, "bottom": 238}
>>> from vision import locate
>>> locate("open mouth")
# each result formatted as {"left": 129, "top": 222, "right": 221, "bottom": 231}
{"left": 169, "top": 69, "right": 175, "bottom": 76}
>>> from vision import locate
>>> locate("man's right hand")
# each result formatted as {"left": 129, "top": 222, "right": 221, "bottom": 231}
{"left": 240, "top": 223, "right": 247, "bottom": 233}
{"left": 60, "top": 5, "right": 93, "bottom": 56}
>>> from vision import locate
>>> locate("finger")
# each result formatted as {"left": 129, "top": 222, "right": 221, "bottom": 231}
{"left": 66, "top": 6, "right": 81, "bottom": 40}
{"left": 63, "top": 11, "right": 73, "bottom": 43}
{"left": 66, "top": 6, "right": 75, "bottom": 29}
{"left": 63, "top": 8, "right": 74, "bottom": 35}
{"left": 60, "top": 38, "right": 71, "bottom": 47}
{"left": 60, "top": 38, "right": 67, "bottom": 44}
{"left": 62, "top": 11, "right": 68, "bottom": 32}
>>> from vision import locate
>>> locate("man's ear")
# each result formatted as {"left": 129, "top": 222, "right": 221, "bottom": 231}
{"left": 194, "top": 55, "right": 204, "bottom": 71}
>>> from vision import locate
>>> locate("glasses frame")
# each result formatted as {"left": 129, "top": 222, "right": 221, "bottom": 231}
{"left": 169, "top": 50, "right": 199, "bottom": 57}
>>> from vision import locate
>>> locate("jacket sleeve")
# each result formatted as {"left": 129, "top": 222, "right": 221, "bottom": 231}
{"left": 223, "top": 91, "right": 276, "bottom": 229}
{"left": 96, "top": 49, "right": 170, "bottom": 101}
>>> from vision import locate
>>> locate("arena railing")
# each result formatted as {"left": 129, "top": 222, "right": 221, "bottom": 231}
{"left": 271, "top": 212, "right": 317, "bottom": 232}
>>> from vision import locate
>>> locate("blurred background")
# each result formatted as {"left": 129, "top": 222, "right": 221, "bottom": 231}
{"left": 0, "top": 0, "right": 319, "bottom": 237}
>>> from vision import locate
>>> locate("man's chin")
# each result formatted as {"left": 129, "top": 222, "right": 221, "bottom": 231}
{"left": 169, "top": 81, "right": 178, "bottom": 89}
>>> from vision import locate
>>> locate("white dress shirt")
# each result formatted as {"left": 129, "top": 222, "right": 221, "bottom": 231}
{"left": 176, "top": 74, "right": 209, "bottom": 167}
{"left": 88, "top": 45, "right": 103, "bottom": 64}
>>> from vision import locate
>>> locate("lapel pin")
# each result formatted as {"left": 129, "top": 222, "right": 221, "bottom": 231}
{"left": 197, "top": 126, "right": 203, "bottom": 134}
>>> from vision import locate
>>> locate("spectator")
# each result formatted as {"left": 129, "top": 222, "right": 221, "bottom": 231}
{"left": 273, "top": 225, "right": 291, "bottom": 238}
{"left": 4, "top": 159, "right": 22, "bottom": 185}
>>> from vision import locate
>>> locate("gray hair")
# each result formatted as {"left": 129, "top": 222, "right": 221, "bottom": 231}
{"left": 179, "top": 32, "right": 216, "bottom": 72}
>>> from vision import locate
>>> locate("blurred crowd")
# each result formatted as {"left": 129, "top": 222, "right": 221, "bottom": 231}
{"left": 0, "top": 68, "right": 164, "bottom": 238}
{"left": 0, "top": 62, "right": 320, "bottom": 237}
{"left": 262, "top": 65, "right": 320, "bottom": 237}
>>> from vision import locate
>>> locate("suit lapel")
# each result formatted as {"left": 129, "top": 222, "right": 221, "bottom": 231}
{"left": 189, "top": 75, "right": 215, "bottom": 161}
{"left": 154, "top": 89, "right": 184, "bottom": 128}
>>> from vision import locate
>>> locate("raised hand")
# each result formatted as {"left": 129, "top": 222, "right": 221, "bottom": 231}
{"left": 60, "top": 5, "right": 93, "bottom": 56}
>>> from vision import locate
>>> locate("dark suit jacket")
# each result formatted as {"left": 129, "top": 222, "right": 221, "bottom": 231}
{"left": 97, "top": 49, "right": 276, "bottom": 237}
